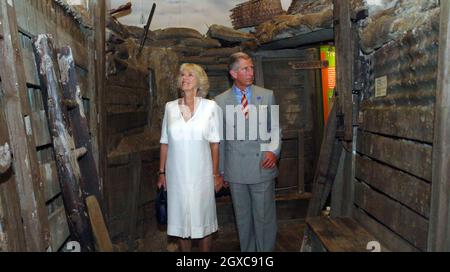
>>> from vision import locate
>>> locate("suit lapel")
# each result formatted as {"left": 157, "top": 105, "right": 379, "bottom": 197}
{"left": 226, "top": 89, "right": 238, "bottom": 106}
{"left": 250, "top": 85, "right": 262, "bottom": 106}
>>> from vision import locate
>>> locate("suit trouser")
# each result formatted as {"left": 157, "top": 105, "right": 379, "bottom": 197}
{"left": 229, "top": 179, "right": 277, "bottom": 252}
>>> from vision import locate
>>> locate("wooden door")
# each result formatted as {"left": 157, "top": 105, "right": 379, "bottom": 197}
{"left": 253, "top": 48, "right": 324, "bottom": 192}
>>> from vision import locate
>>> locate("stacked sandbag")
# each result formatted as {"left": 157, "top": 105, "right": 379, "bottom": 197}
{"left": 178, "top": 25, "right": 259, "bottom": 97}
{"left": 105, "top": 17, "right": 180, "bottom": 157}
{"left": 107, "top": 18, "right": 258, "bottom": 98}
{"left": 207, "top": 24, "right": 258, "bottom": 47}
{"left": 138, "top": 25, "right": 258, "bottom": 97}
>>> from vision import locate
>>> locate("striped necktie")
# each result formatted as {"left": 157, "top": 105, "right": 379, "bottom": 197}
{"left": 241, "top": 91, "right": 249, "bottom": 119}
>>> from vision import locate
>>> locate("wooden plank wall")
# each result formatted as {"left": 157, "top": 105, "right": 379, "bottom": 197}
{"left": 104, "top": 46, "right": 152, "bottom": 242}
{"left": 104, "top": 38, "right": 182, "bottom": 243}
{"left": 0, "top": 0, "right": 50, "bottom": 252}
{"left": 3, "top": 0, "right": 96, "bottom": 251}
{"left": 0, "top": 86, "right": 27, "bottom": 251}
{"left": 353, "top": 17, "right": 438, "bottom": 252}
{"left": 104, "top": 61, "right": 149, "bottom": 241}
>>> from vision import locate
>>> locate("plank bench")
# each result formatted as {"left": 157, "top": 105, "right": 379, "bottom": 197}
{"left": 301, "top": 217, "right": 388, "bottom": 252}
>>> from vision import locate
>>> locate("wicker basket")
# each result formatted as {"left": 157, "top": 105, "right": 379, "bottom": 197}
{"left": 230, "top": 0, "right": 285, "bottom": 29}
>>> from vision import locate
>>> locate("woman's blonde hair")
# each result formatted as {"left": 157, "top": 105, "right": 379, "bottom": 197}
{"left": 177, "top": 63, "right": 210, "bottom": 98}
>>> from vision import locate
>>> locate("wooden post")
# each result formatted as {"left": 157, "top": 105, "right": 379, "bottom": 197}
{"left": 127, "top": 153, "right": 142, "bottom": 250}
{"left": 87, "top": 4, "right": 98, "bottom": 183}
{"left": 0, "top": 99, "right": 26, "bottom": 251}
{"left": 333, "top": 0, "right": 359, "bottom": 218}
{"left": 307, "top": 105, "right": 343, "bottom": 217}
{"left": 428, "top": 0, "right": 450, "bottom": 252}
{"left": 86, "top": 195, "right": 114, "bottom": 252}
{"left": 334, "top": 0, "right": 353, "bottom": 141}
{"left": 90, "top": 0, "right": 106, "bottom": 212}
{"left": 297, "top": 130, "right": 305, "bottom": 194}
{"left": 332, "top": 141, "right": 354, "bottom": 217}
{"left": 0, "top": 0, "right": 50, "bottom": 251}
{"left": 33, "top": 34, "right": 94, "bottom": 252}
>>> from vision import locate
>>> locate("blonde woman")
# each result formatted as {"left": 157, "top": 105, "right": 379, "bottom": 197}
{"left": 157, "top": 63, "right": 222, "bottom": 252}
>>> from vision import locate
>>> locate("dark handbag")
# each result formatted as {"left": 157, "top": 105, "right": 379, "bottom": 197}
{"left": 155, "top": 188, "right": 168, "bottom": 225}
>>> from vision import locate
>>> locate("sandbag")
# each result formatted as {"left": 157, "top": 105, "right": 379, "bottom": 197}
{"left": 207, "top": 24, "right": 256, "bottom": 43}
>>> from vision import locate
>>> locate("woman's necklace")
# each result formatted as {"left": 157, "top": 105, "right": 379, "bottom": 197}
{"left": 180, "top": 97, "right": 199, "bottom": 121}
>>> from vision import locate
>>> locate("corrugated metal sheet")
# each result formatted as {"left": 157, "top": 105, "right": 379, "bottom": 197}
{"left": 358, "top": 18, "right": 439, "bottom": 144}
{"left": 355, "top": 15, "right": 439, "bottom": 251}
{"left": 362, "top": 18, "right": 439, "bottom": 107}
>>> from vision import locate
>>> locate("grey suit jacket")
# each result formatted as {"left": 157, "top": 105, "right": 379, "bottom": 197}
{"left": 215, "top": 85, "right": 282, "bottom": 184}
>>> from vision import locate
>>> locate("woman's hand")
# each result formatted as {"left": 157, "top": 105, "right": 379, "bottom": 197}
{"left": 157, "top": 174, "right": 166, "bottom": 190}
{"left": 214, "top": 175, "right": 223, "bottom": 193}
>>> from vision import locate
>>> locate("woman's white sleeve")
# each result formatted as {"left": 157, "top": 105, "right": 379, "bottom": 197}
{"left": 160, "top": 103, "right": 169, "bottom": 144}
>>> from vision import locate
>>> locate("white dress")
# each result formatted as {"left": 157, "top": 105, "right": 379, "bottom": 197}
{"left": 160, "top": 98, "right": 221, "bottom": 239}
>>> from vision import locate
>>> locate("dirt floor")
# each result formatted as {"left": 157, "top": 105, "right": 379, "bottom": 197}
{"left": 136, "top": 190, "right": 309, "bottom": 252}
{"left": 139, "top": 215, "right": 306, "bottom": 252}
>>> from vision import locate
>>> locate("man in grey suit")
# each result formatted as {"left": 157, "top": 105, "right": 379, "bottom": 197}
{"left": 215, "top": 52, "right": 281, "bottom": 252}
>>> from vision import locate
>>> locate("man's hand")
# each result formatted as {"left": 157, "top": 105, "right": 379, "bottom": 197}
{"left": 261, "top": 152, "right": 277, "bottom": 169}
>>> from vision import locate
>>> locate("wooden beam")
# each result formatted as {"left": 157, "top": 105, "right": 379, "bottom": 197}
{"left": 356, "top": 155, "right": 431, "bottom": 218}
{"left": 86, "top": 195, "right": 114, "bottom": 252}
{"left": 307, "top": 105, "right": 343, "bottom": 217}
{"left": 334, "top": 0, "right": 353, "bottom": 141}
{"left": 428, "top": 0, "right": 450, "bottom": 252}
{"left": 340, "top": 141, "right": 355, "bottom": 217}
{"left": 127, "top": 153, "right": 141, "bottom": 250}
{"left": 355, "top": 181, "right": 428, "bottom": 251}
{"left": 90, "top": 0, "right": 106, "bottom": 212}
{"left": 297, "top": 130, "right": 305, "bottom": 194}
{"left": 87, "top": 1, "right": 99, "bottom": 186}
{"left": 357, "top": 130, "right": 433, "bottom": 182}
{"left": 0, "top": 0, "right": 50, "bottom": 251}
{"left": 352, "top": 207, "right": 419, "bottom": 252}
{"left": 0, "top": 171, "right": 27, "bottom": 251}
{"left": 260, "top": 28, "right": 334, "bottom": 51}
{"left": 330, "top": 149, "right": 345, "bottom": 217}
{"left": 0, "top": 94, "right": 26, "bottom": 251}
{"left": 359, "top": 106, "right": 434, "bottom": 144}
